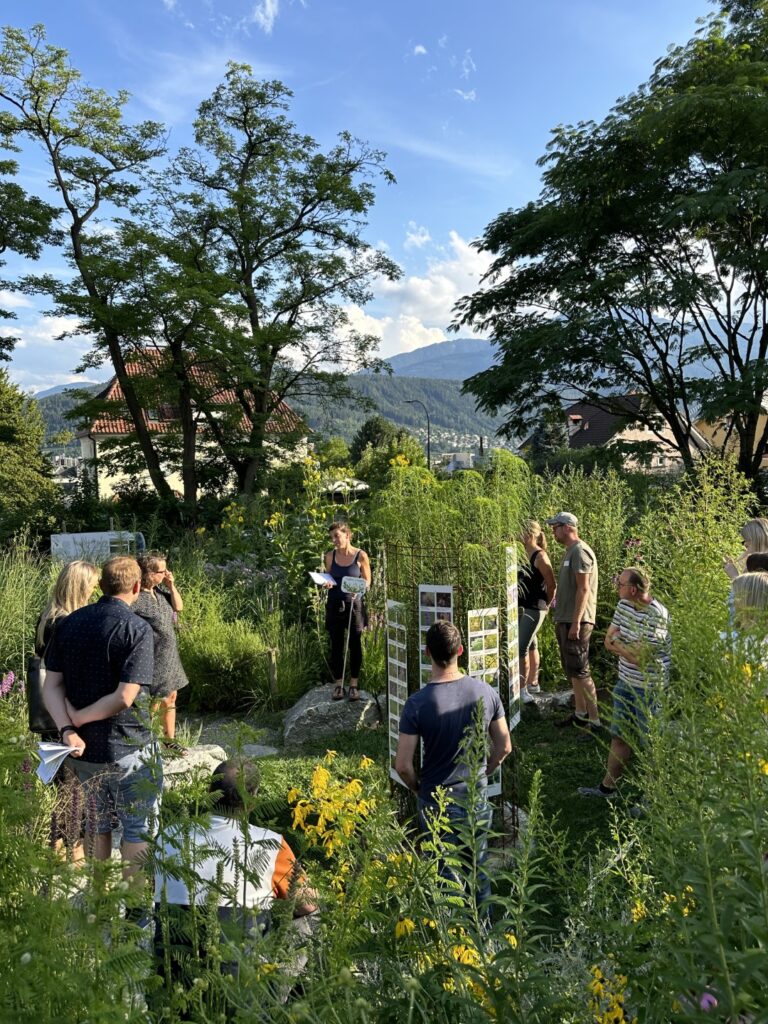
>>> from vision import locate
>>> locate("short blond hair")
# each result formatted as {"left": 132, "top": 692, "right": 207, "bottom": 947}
{"left": 100, "top": 556, "right": 141, "bottom": 596}
{"left": 732, "top": 570, "right": 768, "bottom": 626}
{"left": 741, "top": 518, "right": 768, "bottom": 555}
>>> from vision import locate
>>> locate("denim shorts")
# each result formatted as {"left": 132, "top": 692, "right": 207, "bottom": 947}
{"left": 610, "top": 681, "right": 659, "bottom": 744}
{"left": 72, "top": 746, "right": 162, "bottom": 843}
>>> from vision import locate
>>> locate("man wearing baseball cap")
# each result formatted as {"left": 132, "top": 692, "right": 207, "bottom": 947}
{"left": 545, "top": 512, "right": 601, "bottom": 736}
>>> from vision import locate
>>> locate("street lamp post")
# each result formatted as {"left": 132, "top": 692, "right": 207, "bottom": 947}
{"left": 405, "top": 399, "right": 430, "bottom": 471}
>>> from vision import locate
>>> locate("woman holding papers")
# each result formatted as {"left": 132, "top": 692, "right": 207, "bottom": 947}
{"left": 323, "top": 522, "right": 371, "bottom": 702}
{"left": 35, "top": 560, "right": 99, "bottom": 859}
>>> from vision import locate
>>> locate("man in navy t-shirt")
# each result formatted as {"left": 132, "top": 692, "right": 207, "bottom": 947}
{"left": 395, "top": 621, "right": 511, "bottom": 906}
{"left": 44, "top": 555, "right": 160, "bottom": 877}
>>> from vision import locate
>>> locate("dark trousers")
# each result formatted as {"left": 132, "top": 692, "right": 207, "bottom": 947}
{"left": 327, "top": 619, "right": 362, "bottom": 680}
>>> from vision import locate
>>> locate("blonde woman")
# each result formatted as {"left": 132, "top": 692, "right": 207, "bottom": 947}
{"left": 135, "top": 552, "right": 189, "bottom": 753}
{"left": 34, "top": 559, "right": 99, "bottom": 861}
{"left": 36, "top": 560, "right": 100, "bottom": 656}
{"left": 731, "top": 571, "right": 768, "bottom": 630}
{"left": 517, "top": 521, "right": 556, "bottom": 703}
{"left": 724, "top": 518, "right": 768, "bottom": 580}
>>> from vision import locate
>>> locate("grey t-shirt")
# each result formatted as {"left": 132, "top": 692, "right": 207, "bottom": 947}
{"left": 399, "top": 675, "right": 505, "bottom": 803}
{"left": 553, "top": 540, "right": 598, "bottom": 625}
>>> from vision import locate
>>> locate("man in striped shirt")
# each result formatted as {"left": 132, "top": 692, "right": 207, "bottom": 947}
{"left": 579, "top": 567, "right": 671, "bottom": 799}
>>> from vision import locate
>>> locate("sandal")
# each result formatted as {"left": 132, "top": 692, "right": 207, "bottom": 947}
{"left": 332, "top": 685, "right": 345, "bottom": 701}
{"left": 348, "top": 686, "right": 361, "bottom": 702}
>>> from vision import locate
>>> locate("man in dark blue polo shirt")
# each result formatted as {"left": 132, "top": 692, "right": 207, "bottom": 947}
{"left": 395, "top": 621, "right": 511, "bottom": 908}
{"left": 44, "top": 555, "right": 160, "bottom": 876}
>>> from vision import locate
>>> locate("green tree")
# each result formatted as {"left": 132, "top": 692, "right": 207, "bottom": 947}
{"left": 0, "top": 149, "right": 59, "bottom": 356}
{"left": 0, "top": 369, "right": 58, "bottom": 539}
{"left": 0, "top": 25, "right": 171, "bottom": 497}
{"left": 354, "top": 428, "right": 426, "bottom": 491}
{"left": 316, "top": 436, "right": 351, "bottom": 469}
{"left": 157, "top": 65, "right": 399, "bottom": 495}
{"left": 349, "top": 415, "right": 399, "bottom": 465}
{"left": 455, "top": 2, "right": 768, "bottom": 484}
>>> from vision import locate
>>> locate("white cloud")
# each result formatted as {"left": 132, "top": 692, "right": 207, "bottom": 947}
{"left": 461, "top": 50, "right": 477, "bottom": 79}
{"left": 161, "top": 0, "right": 177, "bottom": 10}
{"left": 438, "top": 34, "right": 448, "bottom": 49}
{"left": 454, "top": 89, "right": 476, "bottom": 102}
{"left": 404, "top": 221, "right": 431, "bottom": 250}
{"left": 349, "top": 231, "right": 492, "bottom": 357}
{"left": 387, "top": 131, "right": 518, "bottom": 181}
{"left": 0, "top": 290, "right": 33, "bottom": 310}
{"left": 345, "top": 305, "right": 445, "bottom": 356}
{"left": 133, "top": 45, "right": 281, "bottom": 123}
{"left": 413, "top": 44, "right": 427, "bottom": 56}
{"left": 250, "top": 0, "right": 280, "bottom": 34}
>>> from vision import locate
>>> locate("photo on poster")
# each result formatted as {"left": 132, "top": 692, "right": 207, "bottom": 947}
{"left": 420, "top": 590, "right": 435, "bottom": 608}
{"left": 436, "top": 591, "right": 452, "bottom": 608}
{"left": 420, "top": 610, "right": 435, "bottom": 628}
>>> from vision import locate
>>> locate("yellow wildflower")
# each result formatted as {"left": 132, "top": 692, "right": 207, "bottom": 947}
{"left": 311, "top": 765, "right": 331, "bottom": 796}
{"left": 359, "top": 755, "right": 374, "bottom": 770}
{"left": 630, "top": 900, "right": 647, "bottom": 923}
{"left": 287, "top": 787, "right": 300, "bottom": 803}
{"left": 195, "top": 526, "right": 206, "bottom": 535}
{"left": 395, "top": 917, "right": 415, "bottom": 939}
{"left": 421, "top": 917, "right": 436, "bottom": 929}
{"left": 324, "top": 750, "right": 337, "bottom": 764}
{"left": 451, "top": 943, "right": 481, "bottom": 966}
{"left": 758, "top": 758, "right": 768, "bottom": 776}
{"left": 504, "top": 932, "right": 518, "bottom": 949}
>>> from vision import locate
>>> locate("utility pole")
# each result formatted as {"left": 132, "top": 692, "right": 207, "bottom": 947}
{"left": 405, "top": 399, "right": 431, "bottom": 471}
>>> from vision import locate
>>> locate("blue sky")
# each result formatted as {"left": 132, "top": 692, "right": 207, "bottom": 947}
{"left": 2, "top": 0, "right": 708, "bottom": 392}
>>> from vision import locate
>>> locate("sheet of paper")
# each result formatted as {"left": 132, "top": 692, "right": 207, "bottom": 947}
{"left": 309, "top": 571, "right": 336, "bottom": 586}
{"left": 35, "top": 741, "right": 83, "bottom": 785}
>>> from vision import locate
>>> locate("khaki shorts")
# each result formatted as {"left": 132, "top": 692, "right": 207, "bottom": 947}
{"left": 555, "top": 621, "right": 594, "bottom": 680}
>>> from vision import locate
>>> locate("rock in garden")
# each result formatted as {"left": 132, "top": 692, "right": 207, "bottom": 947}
{"left": 283, "top": 687, "right": 379, "bottom": 748}
{"left": 523, "top": 689, "right": 574, "bottom": 715}
{"left": 162, "top": 743, "right": 227, "bottom": 788}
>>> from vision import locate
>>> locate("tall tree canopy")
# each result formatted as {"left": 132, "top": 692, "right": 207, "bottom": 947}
{"left": 455, "top": 2, "right": 768, "bottom": 482}
{"left": 0, "top": 30, "right": 397, "bottom": 503}
{"left": 0, "top": 369, "right": 58, "bottom": 539}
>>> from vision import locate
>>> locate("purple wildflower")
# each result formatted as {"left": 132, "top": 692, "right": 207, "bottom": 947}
{"left": 0, "top": 671, "right": 15, "bottom": 697}
{"left": 21, "top": 757, "right": 32, "bottom": 793}
{"left": 700, "top": 992, "right": 718, "bottom": 1012}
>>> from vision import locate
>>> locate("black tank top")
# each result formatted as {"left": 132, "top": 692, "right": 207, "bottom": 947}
{"left": 518, "top": 549, "right": 548, "bottom": 609}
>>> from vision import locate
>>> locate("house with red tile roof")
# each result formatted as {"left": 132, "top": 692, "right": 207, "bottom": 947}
{"left": 77, "top": 352, "right": 307, "bottom": 498}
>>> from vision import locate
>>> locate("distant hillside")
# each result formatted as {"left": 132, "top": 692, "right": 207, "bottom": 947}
{"left": 36, "top": 384, "right": 103, "bottom": 441}
{"left": 295, "top": 375, "right": 511, "bottom": 452}
{"left": 35, "top": 374, "right": 511, "bottom": 455}
{"left": 383, "top": 337, "right": 495, "bottom": 379}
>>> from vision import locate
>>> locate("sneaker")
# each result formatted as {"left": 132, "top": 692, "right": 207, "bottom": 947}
{"left": 521, "top": 688, "right": 536, "bottom": 704}
{"left": 555, "top": 713, "right": 582, "bottom": 728}
{"left": 578, "top": 785, "right": 617, "bottom": 799}
{"left": 527, "top": 682, "right": 541, "bottom": 694}
{"left": 162, "top": 740, "right": 188, "bottom": 758}
{"left": 575, "top": 722, "right": 603, "bottom": 742}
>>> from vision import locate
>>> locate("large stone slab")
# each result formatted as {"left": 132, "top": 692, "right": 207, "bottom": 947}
{"left": 283, "top": 687, "right": 380, "bottom": 748}
{"left": 162, "top": 743, "right": 228, "bottom": 789}
{"left": 523, "top": 689, "right": 574, "bottom": 715}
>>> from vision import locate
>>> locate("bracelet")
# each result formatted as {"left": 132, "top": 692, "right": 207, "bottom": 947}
{"left": 59, "top": 725, "right": 76, "bottom": 740}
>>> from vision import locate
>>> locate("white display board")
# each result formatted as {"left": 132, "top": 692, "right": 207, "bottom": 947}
{"left": 505, "top": 545, "right": 521, "bottom": 729}
{"left": 467, "top": 607, "right": 502, "bottom": 797}
{"left": 417, "top": 585, "right": 454, "bottom": 688}
{"left": 386, "top": 599, "right": 409, "bottom": 785}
